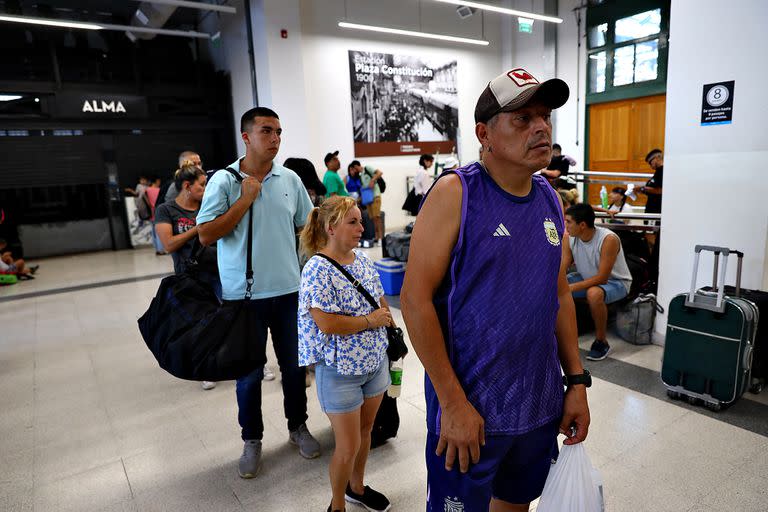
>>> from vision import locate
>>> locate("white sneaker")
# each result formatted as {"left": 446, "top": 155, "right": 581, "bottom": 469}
{"left": 263, "top": 367, "right": 276, "bottom": 381}
{"left": 201, "top": 381, "right": 216, "bottom": 390}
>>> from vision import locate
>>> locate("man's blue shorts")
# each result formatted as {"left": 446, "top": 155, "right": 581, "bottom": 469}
{"left": 568, "top": 272, "right": 629, "bottom": 304}
{"left": 425, "top": 418, "right": 560, "bottom": 511}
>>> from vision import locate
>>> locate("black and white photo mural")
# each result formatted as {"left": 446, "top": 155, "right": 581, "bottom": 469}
{"left": 348, "top": 50, "right": 458, "bottom": 157}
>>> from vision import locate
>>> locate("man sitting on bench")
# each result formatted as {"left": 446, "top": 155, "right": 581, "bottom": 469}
{"left": 564, "top": 204, "right": 632, "bottom": 361}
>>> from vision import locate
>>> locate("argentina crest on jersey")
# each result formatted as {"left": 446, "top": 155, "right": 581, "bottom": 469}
{"left": 444, "top": 496, "right": 465, "bottom": 512}
{"left": 544, "top": 217, "right": 560, "bottom": 246}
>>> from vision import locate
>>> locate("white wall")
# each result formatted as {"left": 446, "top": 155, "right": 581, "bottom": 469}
{"left": 211, "top": 0, "right": 587, "bottom": 229}
{"left": 203, "top": 0, "right": 312, "bottom": 158}
{"left": 654, "top": 0, "right": 768, "bottom": 338}
{"left": 297, "top": 0, "right": 503, "bottom": 229}
{"left": 254, "top": 0, "right": 314, "bottom": 162}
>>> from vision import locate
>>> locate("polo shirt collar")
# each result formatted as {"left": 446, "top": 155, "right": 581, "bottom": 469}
{"left": 230, "top": 157, "right": 281, "bottom": 179}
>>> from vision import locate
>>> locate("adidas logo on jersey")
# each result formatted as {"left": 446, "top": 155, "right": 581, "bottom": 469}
{"left": 493, "top": 223, "right": 511, "bottom": 237}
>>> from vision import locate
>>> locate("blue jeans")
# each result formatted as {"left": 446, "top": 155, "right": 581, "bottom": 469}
{"left": 151, "top": 223, "right": 164, "bottom": 252}
{"left": 235, "top": 292, "right": 308, "bottom": 440}
{"left": 567, "top": 272, "right": 628, "bottom": 304}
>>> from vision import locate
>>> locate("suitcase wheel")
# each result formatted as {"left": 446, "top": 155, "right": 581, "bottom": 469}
{"left": 686, "top": 395, "right": 702, "bottom": 405}
{"left": 705, "top": 402, "right": 723, "bottom": 412}
{"left": 666, "top": 390, "right": 681, "bottom": 400}
{"left": 749, "top": 381, "right": 764, "bottom": 394}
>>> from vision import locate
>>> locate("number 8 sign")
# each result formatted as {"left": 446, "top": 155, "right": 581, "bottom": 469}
{"left": 706, "top": 84, "right": 729, "bottom": 107}
{"left": 701, "top": 80, "right": 734, "bottom": 126}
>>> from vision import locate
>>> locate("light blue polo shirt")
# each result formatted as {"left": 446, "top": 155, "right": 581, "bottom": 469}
{"left": 197, "top": 158, "right": 313, "bottom": 300}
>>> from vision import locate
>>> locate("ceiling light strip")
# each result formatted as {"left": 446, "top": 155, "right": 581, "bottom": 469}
{"left": 338, "top": 21, "right": 489, "bottom": 46}
{"left": 0, "top": 14, "right": 102, "bottom": 30}
{"left": 0, "top": 14, "right": 211, "bottom": 38}
{"left": 434, "top": 0, "right": 563, "bottom": 24}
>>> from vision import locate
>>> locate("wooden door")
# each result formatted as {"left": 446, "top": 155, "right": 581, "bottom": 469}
{"left": 587, "top": 94, "right": 666, "bottom": 206}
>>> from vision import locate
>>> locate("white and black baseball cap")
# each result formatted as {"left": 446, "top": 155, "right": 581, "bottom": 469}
{"left": 474, "top": 68, "right": 569, "bottom": 124}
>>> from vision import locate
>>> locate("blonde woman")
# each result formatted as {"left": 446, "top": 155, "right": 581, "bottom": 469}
{"left": 299, "top": 196, "right": 393, "bottom": 512}
{"left": 155, "top": 162, "right": 220, "bottom": 391}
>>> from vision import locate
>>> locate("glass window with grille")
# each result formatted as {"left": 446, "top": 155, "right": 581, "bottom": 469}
{"left": 615, "top": 9, "right": 661, "bottom": 43}
{"left": 586, "top": 4, "right": 667, "bottom": 97}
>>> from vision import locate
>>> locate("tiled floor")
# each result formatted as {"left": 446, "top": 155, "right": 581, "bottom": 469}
{"left": 1, "top": 248, "right": 766, "bottom": 511}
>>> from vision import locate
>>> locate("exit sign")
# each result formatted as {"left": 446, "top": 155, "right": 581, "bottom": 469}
{"left": 518, "top": 17, "right": 534, "bottom": 33}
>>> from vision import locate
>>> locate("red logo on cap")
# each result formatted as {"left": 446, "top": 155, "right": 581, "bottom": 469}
{"left": 507, "top": 68, "right": 539, "bottom": 87}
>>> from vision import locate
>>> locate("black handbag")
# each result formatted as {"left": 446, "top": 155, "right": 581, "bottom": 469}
{"left": 401, "top": 188, "right": 422, "bottom": 216}
{"left": 316, "top": 253, "right": 408, "bottom": 361}
{"left": 137, "top": 168, "right": 266, "bottom": 381}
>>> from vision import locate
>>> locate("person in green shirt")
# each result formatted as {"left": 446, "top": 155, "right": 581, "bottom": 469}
{"left": 351, "top": 161, "right": 384, "bottom": 243}
{"left": 322, "top": 151, "right": 348, "bottom": 197}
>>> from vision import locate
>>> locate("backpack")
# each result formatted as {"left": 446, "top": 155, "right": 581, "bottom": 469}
{"left": 616, "top": 294, "right": 664, "bottom": 345}
{"left": 136, "top": 190, "right": 152, "bottom": 221}
{"left": 365, "top": 167, "right": 386, "bottom": 193}
{"left": 625, "top": 253, "right": 652, "bottom": 298}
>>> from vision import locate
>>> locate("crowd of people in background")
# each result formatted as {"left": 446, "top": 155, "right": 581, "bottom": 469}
{"left": 0, "top": 237, "right": 37, "bottom": 282}
{"left": 1, "top": 74, "right": 665, "bottom": 509}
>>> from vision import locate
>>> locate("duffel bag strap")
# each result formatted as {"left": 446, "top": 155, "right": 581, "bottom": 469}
{"left": 225, "top": 167, "right": 255, "bottom": 299}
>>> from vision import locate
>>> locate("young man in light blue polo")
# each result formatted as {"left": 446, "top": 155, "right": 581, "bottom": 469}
{"left": 197, "top": 107, "right": 320, "bottom": 478}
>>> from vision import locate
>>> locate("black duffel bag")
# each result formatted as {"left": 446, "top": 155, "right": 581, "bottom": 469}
{"left": 137, "top": 168, "right": 265, "bottom": 381}
{"left": 384, "top": 231, "right": 411, "bottom": 262}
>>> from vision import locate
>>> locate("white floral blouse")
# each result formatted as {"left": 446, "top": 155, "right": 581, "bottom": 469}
{"left": 298, "top": 250, "right": 388, "bottom": 376}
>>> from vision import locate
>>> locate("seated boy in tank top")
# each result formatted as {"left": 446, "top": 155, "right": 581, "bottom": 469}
{"left": 563, "top": 203, "right": 633, "bottom": 361}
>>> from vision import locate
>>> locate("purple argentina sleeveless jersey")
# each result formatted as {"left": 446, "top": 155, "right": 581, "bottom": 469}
{"left": 425, "top": 163, "right": 565, "bottom": 436}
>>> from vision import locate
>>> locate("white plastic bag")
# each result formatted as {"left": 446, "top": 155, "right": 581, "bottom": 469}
{"left": 536, "top": 443, "right": 604, "bottom": 512}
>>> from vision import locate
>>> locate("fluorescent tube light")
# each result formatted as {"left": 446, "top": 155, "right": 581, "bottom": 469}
{"left": 0, "top": 14, "right": 103, "bottom": 30}
{"left": 0, "top": 95, "right": 23, "bottom": 102}
{"left": 0, "top": 14, "right": 211, "bottom": 39}
{"left": 338, "top": 21, "right": 489, "bottom": 46}
{"left": 434, "top": 0, "right": 563, "bottom": 24}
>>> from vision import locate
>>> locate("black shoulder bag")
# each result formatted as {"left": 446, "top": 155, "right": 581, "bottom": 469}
{"left": 316, "top": 253, "right": 408, "bottom": 361}
{"left": 138, "top": 168, "right": 266, "bottom": 381}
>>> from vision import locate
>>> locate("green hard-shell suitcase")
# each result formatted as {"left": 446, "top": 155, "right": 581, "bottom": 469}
{"left": 661, "top": 246, "right": 758, "bottom": 411}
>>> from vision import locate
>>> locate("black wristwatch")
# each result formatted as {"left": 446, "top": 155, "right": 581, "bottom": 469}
{"left": 563, "top": 369, "right": 592, "bottom": 388}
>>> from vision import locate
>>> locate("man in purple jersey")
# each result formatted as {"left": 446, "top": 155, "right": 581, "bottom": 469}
{"left": 401, "top": 67, "right": 591, "bottom": 512}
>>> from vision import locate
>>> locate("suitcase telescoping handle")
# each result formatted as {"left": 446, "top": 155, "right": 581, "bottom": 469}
{"left": 686, "top": 245, "right": 744, "bottom": 313}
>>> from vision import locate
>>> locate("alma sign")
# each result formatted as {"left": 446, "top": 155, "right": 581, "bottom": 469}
{"left": 56, "top": 92, "right": 148, "bottom": 119}
{"left": 82, "top": 99, "right": 127, "bottom": 114}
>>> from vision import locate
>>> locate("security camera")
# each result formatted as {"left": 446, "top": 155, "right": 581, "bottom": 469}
{"left": 456, "top": 6, "right": 476, "bottom": 19}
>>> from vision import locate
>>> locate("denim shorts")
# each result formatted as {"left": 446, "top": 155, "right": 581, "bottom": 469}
{"left": 568, "top": 272, "right": 629, "bottom": 304}
{"left": 315, "top": 360, "right": 390, "bottom": 414}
